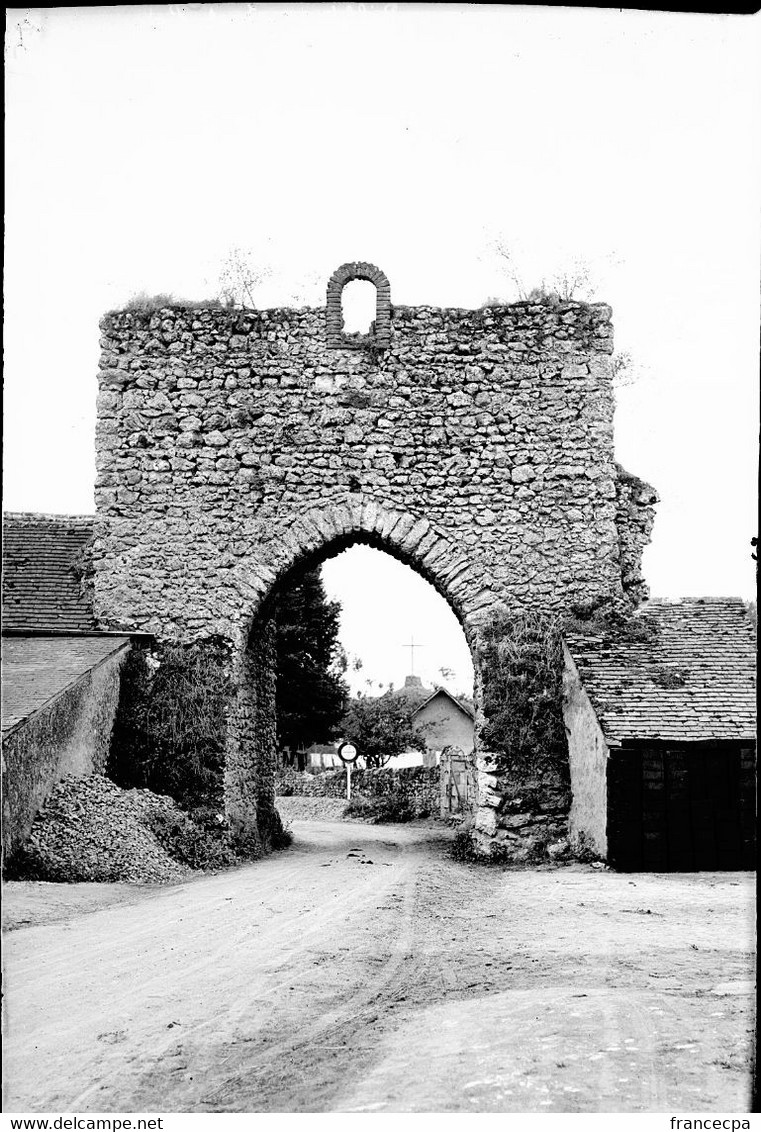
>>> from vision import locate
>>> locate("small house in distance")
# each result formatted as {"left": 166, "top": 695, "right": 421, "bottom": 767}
{"left": 304, "top": 743, "right": 342, "bottom": 770}
{"left": 387, "top": 675, "right": 475, "bottom": 768}
{"left": 564, "top": 597, "right": 756, "bottom": 871}
{"left": 294, "top": 677, "right": 476, "bottom": 771}
{"left": 412, "top": 687, "right": 475, "bottom": 764}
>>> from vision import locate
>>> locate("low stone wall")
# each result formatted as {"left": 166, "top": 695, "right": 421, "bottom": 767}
{"left": 2, "top": 646, "right": 129, "bottom": 859}
{"left": 276, "top": 765, "right": 440, "bottom": 817}
{"left": 491, "top": 777, "right": 571, "bottom": 861}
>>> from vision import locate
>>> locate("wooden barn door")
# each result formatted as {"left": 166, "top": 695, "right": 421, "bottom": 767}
{"left": 607, "top": 742, "right": 756, "bottom": 871}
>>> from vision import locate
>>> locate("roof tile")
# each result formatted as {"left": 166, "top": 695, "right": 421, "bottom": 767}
{"left": 2, "top": 513, "right": 96, "bottom": 632}
{"left": 566, "top": 597, "right": 756, "bottom": 743}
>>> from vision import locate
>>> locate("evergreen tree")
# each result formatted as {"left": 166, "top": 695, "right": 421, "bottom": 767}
{"left": 274, "top": 569, "right": 349, "bottom": 763}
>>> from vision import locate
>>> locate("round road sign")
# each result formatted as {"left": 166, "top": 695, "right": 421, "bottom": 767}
{"left": 338, "top": 741, "right": 359, "bottom": 764}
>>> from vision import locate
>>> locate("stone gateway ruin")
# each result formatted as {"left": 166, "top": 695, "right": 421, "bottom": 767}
{"left": 93, "top": 262, "right": 657, "bottom": 851}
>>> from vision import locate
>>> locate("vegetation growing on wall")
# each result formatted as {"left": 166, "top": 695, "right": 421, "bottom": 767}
{"left": 108, "top": 638, "right": 232, "bottom": 812}
{"left": 69, "top": 537, "right": 95, "bottom": 607}
{"left": 117, "top": 292, "right": 226, "bottom": 314}
{"left": 478, "top": 607, "right": 569, "bottom": 786}
{"left": 564, "top": 603, "right": 661, "bottom": 645}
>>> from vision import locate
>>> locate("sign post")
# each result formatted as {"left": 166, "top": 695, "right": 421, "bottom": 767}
{"left": 337, "top": 741, "right": 358, "bottom": 801}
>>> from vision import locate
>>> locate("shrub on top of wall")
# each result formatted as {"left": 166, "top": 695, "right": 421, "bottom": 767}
{"left": 563, "top": 604, "right": 660, "bottom": 645}
{"left": 108, "top": 638, "right": 232, "bottom": 812}
{"left": 116, "top": 292, "right": 227, "bottom": 315}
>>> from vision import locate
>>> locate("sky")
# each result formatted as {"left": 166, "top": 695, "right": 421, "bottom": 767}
{"left": 4, "top": 5, "right": 760, "bottom": 697}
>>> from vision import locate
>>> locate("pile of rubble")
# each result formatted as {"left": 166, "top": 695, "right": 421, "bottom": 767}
{"left": 15, "top": 775, "right": 195, "bottom": 884}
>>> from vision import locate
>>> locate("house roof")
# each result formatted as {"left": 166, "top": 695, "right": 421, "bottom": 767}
{"left": 412, "top": 687, "right": 475, "bottom": 721}
{"left": 2, "top": 513, "right": 97, "bottom": 633}
{"left": 1, "top": 635, "right": 130, "bottom": 736}
{"left": 566, "top": 597, "right": 757, "bottom": 745}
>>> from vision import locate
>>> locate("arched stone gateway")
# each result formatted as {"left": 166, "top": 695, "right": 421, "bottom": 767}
{"left": 94, "top": 265, "right": 656, "bottom": 850}
{"left": 224, "top": 500, "right": 490, "bottom": 843}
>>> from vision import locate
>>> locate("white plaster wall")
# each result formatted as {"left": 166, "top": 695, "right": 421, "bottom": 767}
{"left": 56, "top": 647, "right": 129, "bottom": 777}
{"left": 414, "top": 696, "right": 474, "bottom": 755}
{"left": 388, "top": 749, "right": 426, "bottom": 769}
{"left": 2, "top": 644, "right": 129, "bottom": 856}
{"left": 562, "top": 645, "right": 609, "bottom": 857}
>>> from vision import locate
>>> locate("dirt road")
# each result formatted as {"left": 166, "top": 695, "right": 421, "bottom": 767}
{"left": 2, "top": 819, "right": 755, "bottom": 1113}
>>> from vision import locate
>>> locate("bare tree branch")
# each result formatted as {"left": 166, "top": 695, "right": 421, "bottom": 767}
{"left": 218, "top": 247, "right": 271, "bottom": 309}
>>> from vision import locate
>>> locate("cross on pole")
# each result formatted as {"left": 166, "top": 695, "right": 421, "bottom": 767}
{"left": 407, "top": 635, "right": 424, "bottom": 675}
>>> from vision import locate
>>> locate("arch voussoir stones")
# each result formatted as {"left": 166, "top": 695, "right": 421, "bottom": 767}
{"left": 329, "top": 501, "right": 362, "bottom": 538}
{"left": 412, "top": 529, "right": 441, "bottom": 560}
{"left": 400, "top": 518, "right": 431, "bottom": 555}
{"left": 326, "top": 261, "right": 392, "bottom": 350}
{"left": 95, "top": 266, "right": 648, "bottom": 858}
{"left": 238, "top": 501, "right": 470, "bottom": 631}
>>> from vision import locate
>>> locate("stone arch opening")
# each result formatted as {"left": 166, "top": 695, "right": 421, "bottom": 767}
{"left": 325, "top": 261, "right": 392, "bottom": 349}
{"left": 224, "top": 503, "right": 489, "bottom": 849}
{"left": 339, "top": 279, "right": 378, "bottom": 336}
{"left": 94, "top": 271, "right": 656, "bottom": 860}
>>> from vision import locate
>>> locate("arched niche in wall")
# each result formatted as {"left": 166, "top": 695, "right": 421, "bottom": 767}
{"left": 326, "top": 261, "right": 392, "bottom": 350}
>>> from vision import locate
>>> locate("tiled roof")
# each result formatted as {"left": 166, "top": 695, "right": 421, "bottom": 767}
{"left": 412, "top": 688, "right": 475, "bottom": 721}
{"left": 2, "top": 513, "right": 96, "bottom": 632}
{"left": 566, "top": 597, "right": 757, "bottom": 744}
{"left": 1, "top": 636, "right": 130, "bottom": 735}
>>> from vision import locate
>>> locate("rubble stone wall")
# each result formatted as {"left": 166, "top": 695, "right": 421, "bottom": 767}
{"left": 93, "top": 265, "right": 655, "bottom": 848}
{"left": 614, "top": 463, "right": 659, "bottom": 608}
{"left": 276, "top": 765, "right": 440, "bottom": 817}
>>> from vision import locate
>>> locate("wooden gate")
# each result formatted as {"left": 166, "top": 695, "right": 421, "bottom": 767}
{"left": 607, "top": 741, "right": 756, "bottom": 871}
{"left": 440, "top": 745, "right": 475, "bottom": 816}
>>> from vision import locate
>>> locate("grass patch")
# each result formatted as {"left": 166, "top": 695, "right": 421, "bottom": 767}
{"left": 564, "top": 605, "right": 660, "bottom": 645}
{"left": 257, "top": 807, "right": 294, "bottom": 850}
{"left": 343, "top": 793, "right": 418, "bottom": 824}
{"left": 117, "top": 292, "right": 227, "bottom": 314}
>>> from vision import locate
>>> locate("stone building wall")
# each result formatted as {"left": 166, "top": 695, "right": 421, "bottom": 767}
{"left": 93, "top": 266, "right": 656, "bottom": 848}
{"left": 561, "top": 645, "right": 609, "bottom": 857}
{"left": 94, "top": 292, "right": 634, "bottom": 641}
{"left": 2, "top": 646, "right": 129, "bottom": 858}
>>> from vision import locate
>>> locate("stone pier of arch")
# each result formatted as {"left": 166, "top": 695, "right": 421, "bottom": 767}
{"left": 94, "top": 264, "right": 656, "bottom": 852}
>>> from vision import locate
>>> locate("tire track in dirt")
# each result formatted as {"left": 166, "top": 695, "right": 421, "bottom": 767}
{"left": 184, "top": 834, "right": 429, "bottom": 1111}
{"left": 61, "top": 825, "right": 428, "bottom": 1112}
{"left": 198, "top": 839, "right": 502, "bottom": 1112}
{"left": 4, "top": 822, "right": 754, "bottom": 1113}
